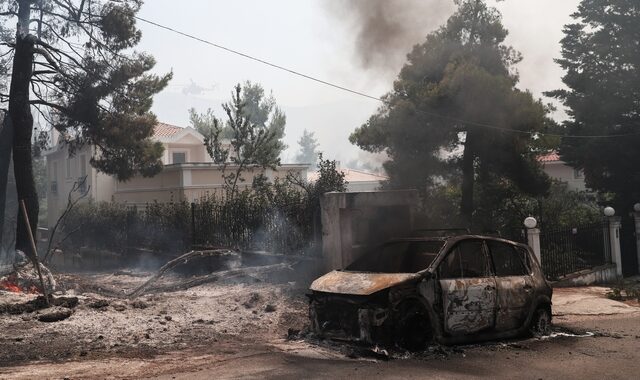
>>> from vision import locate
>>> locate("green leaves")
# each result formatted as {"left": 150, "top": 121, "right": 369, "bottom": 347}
{"left": 550, "top": 0, "right": 640, "bottom": 209}
{"left": 295, "top": 129, "right": 320, "bottom": 167}
{"left": 194, "top": 82, "right": 287, "bottom": 195}
{"left": 350, "top": 0, "right": 550, "bottom": 228}
{"left": 0, "top": 1, "right": 172, "bottom": 181}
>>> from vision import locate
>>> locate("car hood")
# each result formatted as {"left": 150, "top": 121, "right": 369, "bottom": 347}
{"left": 309, "top": 270, "right": 420, "bottom": 296}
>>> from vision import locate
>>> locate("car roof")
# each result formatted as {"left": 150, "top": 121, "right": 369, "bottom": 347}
{"left": 388, "top": 234, "right": 525, "bottom": 247}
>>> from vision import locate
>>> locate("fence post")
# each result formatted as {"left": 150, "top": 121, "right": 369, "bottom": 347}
{"left": 526, "top": 227, "right": 541, "bottom": 264}
{"left": 633, "top": 205, "right": 640, "bottom": 274}
{"left": 608, "top": 216, "right": 623, "bottom": 277}
{"left": 524, "top": 217, "right": 541, "bottom": 265}
{"left": 191, "top": 202, "right": 196, "bottom": 248}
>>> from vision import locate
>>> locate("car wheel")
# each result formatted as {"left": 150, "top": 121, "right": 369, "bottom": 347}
{"left": 530, "top": 307, "right": 551, "bottom": 337}
{"left": 395, "top": 303, "right": 432, "bottom": 351}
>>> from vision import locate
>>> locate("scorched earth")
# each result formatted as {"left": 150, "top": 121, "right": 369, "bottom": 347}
{"left": 1, "top": 269, "right": 639, "bottom": 379}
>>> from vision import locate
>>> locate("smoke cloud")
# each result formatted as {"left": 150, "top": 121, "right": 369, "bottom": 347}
{"left": 325, "top": 0, "right": 455, "bottom": 72}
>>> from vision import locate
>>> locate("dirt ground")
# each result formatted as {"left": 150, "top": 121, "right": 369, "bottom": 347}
{"left": 0, "top": 269, "right": 309, "bottom": 372}
{"left": 1, "top": 271, "right": 639, "bottom": 380}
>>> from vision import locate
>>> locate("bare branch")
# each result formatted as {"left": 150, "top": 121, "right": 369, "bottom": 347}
{"left": 32, "top": 46, "right": 61, "bottom": 71}
{"left": 43, "top": 176, "right": 91, "bottom": 263}
{"left": 29, "top": 99, "right": 69, "bottom": 113}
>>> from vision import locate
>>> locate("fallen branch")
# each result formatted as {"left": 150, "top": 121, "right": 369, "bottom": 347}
{"left": 126, "top": 249, "right": 237, "bottom": 298}
{"left": 132, "top": 262, "right": 293, "bottom": 297}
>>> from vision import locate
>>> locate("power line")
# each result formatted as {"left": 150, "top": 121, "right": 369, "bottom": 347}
{"left": 134, "top": 16, "right": 381, "bottom": 102}
{"left": 134, "top": 15, "right": 640, "bottom": 140}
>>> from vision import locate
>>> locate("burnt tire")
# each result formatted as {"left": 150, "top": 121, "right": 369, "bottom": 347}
{"left": 394, "top": 303, "right": 432, "bottom": 351}
{"left": 529, "top": 307, "right": 552, "bottom": 337}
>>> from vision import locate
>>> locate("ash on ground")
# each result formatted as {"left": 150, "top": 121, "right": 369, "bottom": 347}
{"left": 0, "top": 270, "right": 309, "bottom": 366}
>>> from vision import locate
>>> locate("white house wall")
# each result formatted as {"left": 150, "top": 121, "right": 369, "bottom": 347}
{"left": 46, "top": 145, "right": 93, "bottom": 228}
{"left": 542, "top": 162, "right": 586, "bottom": 191}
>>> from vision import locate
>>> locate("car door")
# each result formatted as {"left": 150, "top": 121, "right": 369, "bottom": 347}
{"left": 487, "top": 240, "right": 535, "bottom": 331}
{"left": 438, "top": 239, "right": 497, "bottom": 335}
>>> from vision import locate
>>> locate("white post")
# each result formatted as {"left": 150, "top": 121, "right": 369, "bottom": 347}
{"left": 608, "top": 216, "right": 623, "bottom": 277}
{"left": 527, "top": 228, "right": 542, "bottom": 264}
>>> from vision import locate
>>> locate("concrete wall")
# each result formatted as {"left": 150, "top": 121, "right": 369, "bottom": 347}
{"left": 320, "top": 190, "right": 419, "bottom": 271}
{"left": 345, "top": 181, "right": 382, "bottom": 192}
{"left": 552, "top": 264, "right": 618, "bottom": 287}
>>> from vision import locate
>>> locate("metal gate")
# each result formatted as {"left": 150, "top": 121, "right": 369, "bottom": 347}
{"left": 620, "top": 215, "right": 638, "bottom": 277}
{"left": 539, "top": 222, "right": 611, "bottom": 281}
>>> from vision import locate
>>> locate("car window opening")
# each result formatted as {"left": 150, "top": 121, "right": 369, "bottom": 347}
{"left": 346, "top": 241, "right": 445, "bottom": 273}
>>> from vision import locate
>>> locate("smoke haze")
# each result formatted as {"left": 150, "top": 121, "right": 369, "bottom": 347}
{"left": 324, "top": 0, "right": 455, "bottom": 72}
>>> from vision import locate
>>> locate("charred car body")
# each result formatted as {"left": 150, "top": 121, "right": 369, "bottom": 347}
{"left": 309, "top": 235, "right": 552, "bottom": 350}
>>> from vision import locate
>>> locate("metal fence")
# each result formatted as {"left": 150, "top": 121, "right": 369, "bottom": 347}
{"left": 505, "top": 228, "right": 528, "bottom": 245}
{"left": 539, "top": 221, "right": 611, "bottom": 280}
{"left": 190, "top": 201, "right": 316, "bottom": 254}
{"left": 62, "top": 199, "right": 317, "bottom": 256}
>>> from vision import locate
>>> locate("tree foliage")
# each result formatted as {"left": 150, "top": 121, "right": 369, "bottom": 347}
{"left": 0, "top": 0, "right": 169, "bottom": 253}
{"left": 196, "top": 83, "right": 287, "bottom": 195}
{"left": 295, "top": 129, "right": 320, "bottom": 167}
{"left": 0, "top": 0, "right": 170, "bottom": 179}
{"left": 548, "top": 0, "right": 640, "bottom": 209}
{"left": 350, "top": 0, "right": 551, "bottom": 228}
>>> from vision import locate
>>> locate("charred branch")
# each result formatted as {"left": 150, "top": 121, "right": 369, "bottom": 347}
{"left": 127, "top": 249, "right": 293, "bottom": 298}
{"left": 137, "top": 263, "right": 293, "bottom": 296}
{"left": 43, "top": 176, "right": 90, "bottom": 264}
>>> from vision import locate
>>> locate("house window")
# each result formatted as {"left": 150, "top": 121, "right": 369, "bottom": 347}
{"left": 172, "top": 152, "right": 186, "bottom": 164}
{"left": 574, "top": 169, "right": 584, "bottom": 179}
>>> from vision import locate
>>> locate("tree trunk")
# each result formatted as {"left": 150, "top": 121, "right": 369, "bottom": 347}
{"left": 460, "top": 130, "right": 476, "bottom": 227}
{"left": 0, "top": 114, "right": 12, "bottom": 246}
{"left": 9, "top": 1, "right": 37, "bottom": 257}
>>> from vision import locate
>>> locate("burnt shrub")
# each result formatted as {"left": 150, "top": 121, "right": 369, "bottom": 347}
{"left": 59, "top": 155, "right": 346, "bottom": 256}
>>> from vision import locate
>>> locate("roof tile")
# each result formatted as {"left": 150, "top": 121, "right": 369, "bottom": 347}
{"left": 538, "top": 151, "right": 561, "bottom": 163}
{"left": 153, "top": 122, "right": 183, "bottom": 138}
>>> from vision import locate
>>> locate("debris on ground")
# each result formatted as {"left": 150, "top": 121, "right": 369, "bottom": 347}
{"left": 243, "top": 292, "right": 262, "bottom": 309}
{"left": 0, "top": 251, "right": 56, "bottom": 294}
{"left": 131, "top": 300, "right": 149, "bottom": 309}
{"left": 347, "top": 345, "right": 390, "bottom": 361}
{"left": 0, "top": 295, "right": 78, "bottom": 315}
{"left": 87, "top": 299, "right": 110, "bottom": 309}
{"left": 0, "top": 266, "right": 309, "bottom": 367}
{"left": 37, "top": 307, "right": 73, "bottom": 322}
{"left": 126, "top": 249, "right": 294, "bottom": 298}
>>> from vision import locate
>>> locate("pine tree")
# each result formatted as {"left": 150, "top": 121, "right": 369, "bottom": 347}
{"left": 547, "top": 0, "right": 640, "bottom": 209}
{"left": 350, "top": 0, "right": 551, "bottom": 226}
{"left": 0, "top": 0, "right": 170, "bottom": 253}
{"left": 295, "top": 129, "right": 320, "bottom": 167}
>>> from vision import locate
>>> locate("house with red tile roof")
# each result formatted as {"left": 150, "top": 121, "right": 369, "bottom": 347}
{"left": 537, "top": 151, "right": 587, "bottom": 191}
{"left": 44, "top": 123, "right": 308, "bottom": 228}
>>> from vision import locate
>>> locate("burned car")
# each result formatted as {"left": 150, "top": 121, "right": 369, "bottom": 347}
{"left": 309, "top": 235, "right": 552, "bottom": 350}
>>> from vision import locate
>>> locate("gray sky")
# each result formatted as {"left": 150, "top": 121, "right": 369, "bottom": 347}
{"left": 136, "top": 0, "right": 580, "bottom": 166}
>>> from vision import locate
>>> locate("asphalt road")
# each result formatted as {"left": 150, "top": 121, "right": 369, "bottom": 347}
{"left": 155, "top": 313, "right": 640, "bottom": 380}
